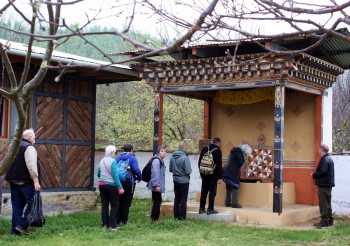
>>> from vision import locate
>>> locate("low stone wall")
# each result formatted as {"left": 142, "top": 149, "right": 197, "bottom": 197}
{"left": 1, "top": 191, "right": 98, "bottom": 217}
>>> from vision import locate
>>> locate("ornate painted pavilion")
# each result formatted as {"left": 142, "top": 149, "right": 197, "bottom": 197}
{"left": 130, "top": 28, "right": 350, "bottom": 213}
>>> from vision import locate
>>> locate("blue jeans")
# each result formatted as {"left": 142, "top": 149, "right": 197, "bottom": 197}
{"left": 10, "top": 182, "right": 35, "bottom": 234}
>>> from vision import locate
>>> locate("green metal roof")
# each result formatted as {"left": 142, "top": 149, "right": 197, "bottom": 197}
{"left": 320, "top": 28, "right": 350, "bottom": 69}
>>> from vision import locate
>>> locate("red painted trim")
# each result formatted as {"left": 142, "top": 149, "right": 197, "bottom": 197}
{"left": 265, "top": 42, "right": 271, "bottom": 49}
{"left": 158, "top": 92, "right": 164, "bottom": 147}
{"left": 203, "top": 100, "right": 209, "bottom": 139}
{"left": 313, "top": 95, "right": 322, "bottom": 205}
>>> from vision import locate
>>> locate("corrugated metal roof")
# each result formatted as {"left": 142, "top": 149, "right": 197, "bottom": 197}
{"left": 184, "top": 37, "right": 269, "bottom": 48}
{"left": 320, "top": 28, "right": 350, "bottom": 69}
{"left": 111, "top": 28, "right": 350, "bottom": 69}
{"left": 0, "top": 39, "right": 131, "bottom": 70}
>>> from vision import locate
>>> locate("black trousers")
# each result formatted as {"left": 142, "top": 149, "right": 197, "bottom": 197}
{"left": 151, "top": 191, "right": 162, "bottom": 221}
{"left": 117, "top": 182, "right": 135, "bottom": 224}
{"left": 173, "top": 182, "right": 189, "bottom": 220}
{"left": 99, "top": 185, "right": 119, "bottom": 229}
{"left": 225, "top": 184, "right": 239, "bottom": 206}
{"left": 200, "top": 174, "right": 218, "bottom": 210}
{"left": 318, "top": 186, "right": 333, "bottom": 223}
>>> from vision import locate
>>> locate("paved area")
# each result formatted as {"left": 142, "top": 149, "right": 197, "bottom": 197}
{"left": 161, "top": 200, "right": 322, "bottom": 228}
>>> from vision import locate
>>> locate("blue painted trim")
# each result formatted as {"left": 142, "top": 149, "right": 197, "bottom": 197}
{"left": 36, "top": 91, "right": 93, "bottom": 101}
{"left": 90, "top": 81, "right": 97, "bottom": 188}
{"left": 35, "top": 139, "right": 91, "bottom": 146}
{"left": 61, "top": 79, "right": 68, "bottom": 188}
{"left": 159, "top": 81, "right": 276, "bottom": 92}
{"left": 32, "top": 90, "right": 37, "bottom": 130}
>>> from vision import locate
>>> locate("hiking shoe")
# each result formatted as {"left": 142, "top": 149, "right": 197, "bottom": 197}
{"left": 15, "top": 227, "right": 33, "bottom": 235}
{"left": 108, "top": 227, "right": 119, "bottom": 232}
{"left": 232, "top": 203, "right": 243, "bottom": 208}
{"left": 206, "top": 209, "right": 218, "bottom": 215}
{"left": 198, "top": 208, "right": 206, "bottom": 214}
{"left": 225, "top": 204, "right": 232, "bottom": 207}
{"left": 313, "top": 222, "right": 330, "bottom": 228}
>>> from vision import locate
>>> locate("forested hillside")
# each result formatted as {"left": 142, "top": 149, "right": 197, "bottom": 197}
{"left": 0, "top": 18, "right": 203, "bottom": 151}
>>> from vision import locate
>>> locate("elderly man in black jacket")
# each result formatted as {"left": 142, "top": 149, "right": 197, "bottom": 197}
{"left": 312, "top": 143, "right": 335, "bottom": 228}
{"left": 198, "top": 138, "right": 223, "bottom": 215}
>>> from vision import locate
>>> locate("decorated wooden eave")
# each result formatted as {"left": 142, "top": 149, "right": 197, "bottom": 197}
{"left": 131, "top": 52, "right": 344, "bottom": 99}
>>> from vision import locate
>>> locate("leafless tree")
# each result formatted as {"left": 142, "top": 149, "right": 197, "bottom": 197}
{"left": 0, "top": 0, "right": 349, "bottom": 175}
{"left": 0, "top": 0, "right": 219, "bottom": 177}
{"left": 142, "top": 0, "right": 350, "bottom": 54}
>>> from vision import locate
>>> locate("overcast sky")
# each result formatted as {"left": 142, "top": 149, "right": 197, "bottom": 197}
{"left": 10, "top": 0, "right": 350, "bottom": 41}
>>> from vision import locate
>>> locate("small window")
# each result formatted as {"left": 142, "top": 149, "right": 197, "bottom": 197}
{"left": 0, "top": 96, "right": 9, "bottom": 138}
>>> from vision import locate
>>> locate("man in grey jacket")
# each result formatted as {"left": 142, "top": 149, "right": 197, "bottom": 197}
{"left": 169, "top": 141, "right": 192, "bottom": 220}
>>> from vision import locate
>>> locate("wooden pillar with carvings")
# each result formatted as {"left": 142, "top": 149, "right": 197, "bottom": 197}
{"left": 152, "top": 91, "right": 163, "bottom": 155}
{"left": 273, "top": 82, "right": 285, "bottom": 213}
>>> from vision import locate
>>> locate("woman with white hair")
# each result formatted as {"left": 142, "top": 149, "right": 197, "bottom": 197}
{"left": 222, "top": 141, "right": 252, "bottom": 208}
{"left": 97, "top": 145, "right": 124, "bottom": 231}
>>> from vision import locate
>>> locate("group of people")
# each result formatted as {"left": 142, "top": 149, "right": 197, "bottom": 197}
{"left": 197, "top": 138, "right": 252, "bottom": 214}
{"left": 97, "top": 141, "right": 192, "bottom": 228}
{"left": 97, "top": 143, "right": 142, "bottom": 231}
{"left": 5, "top": 129, "right": 336, "bottom": 236}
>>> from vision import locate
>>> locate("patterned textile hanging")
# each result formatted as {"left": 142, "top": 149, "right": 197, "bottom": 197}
{"left": 215, "top": 87, "right": 274, "bottom": 105}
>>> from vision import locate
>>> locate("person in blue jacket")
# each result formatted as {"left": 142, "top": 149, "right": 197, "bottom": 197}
{"left": 115, "top": 143, "right": 142, "bottom": 225}
{"left": 147, "top": 146, "right": 166, "bottom": 222}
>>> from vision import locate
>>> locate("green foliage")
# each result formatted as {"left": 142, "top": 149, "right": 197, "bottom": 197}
{"left": 96, "top": 82, "right": 203, "bottom": 151}
{"left": 96, "top": 81, "right": 154, "bottom": 149}
{"left": 1, "top": 199, "right": 350, "bottom": 245}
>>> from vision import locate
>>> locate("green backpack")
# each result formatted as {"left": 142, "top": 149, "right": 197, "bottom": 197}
{"left": 199, "top": 146, "right": 218, "bottom": 175}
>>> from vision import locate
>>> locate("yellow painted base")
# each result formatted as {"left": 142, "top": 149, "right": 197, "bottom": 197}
{"left": 196, "top": 182, "right": 296, "bottom": 208}
{"left": 161, "top": 201, "right": 320, "bottom": 227}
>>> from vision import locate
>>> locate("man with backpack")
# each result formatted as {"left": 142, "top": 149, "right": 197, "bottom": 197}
{"left": 115, "top": 143, "right": 142, "bottom": 225}
{"left": 198, "top": 138, "right": 223, "bottom": 215}
{"left": 169, "top": 141, "right": 192, "bottom": 220}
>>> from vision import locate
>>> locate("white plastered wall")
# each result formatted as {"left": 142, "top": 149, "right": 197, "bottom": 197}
{"left": 322, "top": 87, "right": 333, "bottom": 150}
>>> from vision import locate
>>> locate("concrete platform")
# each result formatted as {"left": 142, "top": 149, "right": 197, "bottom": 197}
{"left": 161, "top": 200, "right": 320, "bottom": 227}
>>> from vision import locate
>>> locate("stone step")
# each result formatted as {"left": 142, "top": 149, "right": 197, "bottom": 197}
{"left": 187, "top": 211, "right": 236, "bottom": 223}
{"left": 161, "top": 201, "right": 320, "bottom": 227}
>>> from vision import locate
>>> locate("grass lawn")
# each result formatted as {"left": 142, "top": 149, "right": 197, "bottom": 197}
{"left": 0, "top": 199, "right": 349, "bottom": 246}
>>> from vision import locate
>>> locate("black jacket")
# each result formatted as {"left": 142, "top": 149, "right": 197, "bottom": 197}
{"left": 222, "top": 147, "right": 245, "bottom": 185}
{"left": 5, "top": 139, "right": 34, "bottom": 184}
{"left": 313, "top": 154, "right": 335, "bottom": 187}
{"left": 198, "top": 143, "right": 222, "bottom": 179}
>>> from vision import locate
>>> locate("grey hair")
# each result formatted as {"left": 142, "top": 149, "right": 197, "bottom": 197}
{"left": 320, "top": 144, "right": 329, "bottom": 153}
{"left": 22, "top": 129, "right": 35, "bottom": 139}
{"left": 157, "top": 146, "right": 165, "bottom": 154}
{"left": 179, "top": 141, "right": 188, "bottom": 149}
{"left": 240, "top": 143, "right": 252, "bottom": 155}
{"left": 105, "top": 145, "right": 117, "bottom": 156}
